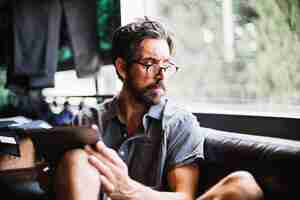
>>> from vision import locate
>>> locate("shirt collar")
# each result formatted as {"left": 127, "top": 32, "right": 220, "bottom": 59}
{"left": 142, "top": 98, "right": 166, "bottom": 131}
{"left": 144, "top": 97, "right": 167, "bottom": 120}
{"left": 101, "top": 95, "right": 167, "bottom": 136}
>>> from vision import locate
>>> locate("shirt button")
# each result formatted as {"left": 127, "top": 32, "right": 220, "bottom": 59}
{"left": 123, "top": 133, "right": 127, "bottom": 138}
{"left": 119, "top": 151, "right": 125, "bottom": 156}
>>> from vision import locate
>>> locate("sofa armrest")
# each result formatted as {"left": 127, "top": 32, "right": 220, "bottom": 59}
{"left": 199, "top": 128, "right": 300, "bottom": 199}
{"left": 203, "top": 127, "right": 300, "bottom": 165}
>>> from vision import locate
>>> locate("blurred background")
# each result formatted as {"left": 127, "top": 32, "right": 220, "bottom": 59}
{"left": 1, "top": 0, "right": 300, "bottom": 119}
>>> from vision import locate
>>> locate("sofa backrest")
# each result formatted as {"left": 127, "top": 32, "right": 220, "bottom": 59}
{"left": 198, "top": 128, "right": 300, "bottom": 200}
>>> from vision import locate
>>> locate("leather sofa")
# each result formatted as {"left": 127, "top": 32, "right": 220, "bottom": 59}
{"left": 0, "top": 127, "right": 299, "bottom": 200}
{"left": 199, "top": 128, "right": 300, "bottom": 199}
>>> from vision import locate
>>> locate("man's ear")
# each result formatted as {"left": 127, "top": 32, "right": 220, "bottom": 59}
{"left": 115, "top": 57, "right": 127, "bottom": 80}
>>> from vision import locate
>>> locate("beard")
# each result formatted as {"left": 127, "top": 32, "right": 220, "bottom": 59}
{"left": 126, "top": 79, "right": 166, "bottom": 106}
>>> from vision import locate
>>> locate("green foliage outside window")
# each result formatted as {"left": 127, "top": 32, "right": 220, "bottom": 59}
{"left": 254, "top": 0, "right": 300, "bottom": 104}
{"left": 155, "top": 0, "right": 300, "bottom": 107}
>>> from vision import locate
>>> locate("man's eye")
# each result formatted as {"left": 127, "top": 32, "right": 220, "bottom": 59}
{"left": 143, "top": 62, "right": 154, "bottom": 67}
{"left": 167, "top": 60, "right": 175, "bottom": 65}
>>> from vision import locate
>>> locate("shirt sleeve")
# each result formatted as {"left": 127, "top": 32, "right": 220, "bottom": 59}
{"left": 165, "top": 111, "right": 205, "bottom": 171}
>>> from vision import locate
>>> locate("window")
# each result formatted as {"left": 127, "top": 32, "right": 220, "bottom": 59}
{"left": 142, "top": 0, "right": 300, "bottom": 118}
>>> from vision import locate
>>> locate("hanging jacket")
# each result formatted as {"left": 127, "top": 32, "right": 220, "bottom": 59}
{"left": 9, "top": 0, "right": 103, "bottom": 91}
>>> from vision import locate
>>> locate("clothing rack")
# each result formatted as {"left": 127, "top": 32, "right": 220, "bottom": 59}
{"left": 45, "top": 94, "right": 114, "bottom": 107}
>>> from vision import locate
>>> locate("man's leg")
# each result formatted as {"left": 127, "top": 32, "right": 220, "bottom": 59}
{"left": 197, "top": 171, "right": 263, "bottom": 200}
{"left": 54, "top": 149, "right": 101, "bottom": 200}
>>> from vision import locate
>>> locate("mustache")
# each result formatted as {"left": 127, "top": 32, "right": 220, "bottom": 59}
{"left": 145, "top": 80, "right": 166, "bottom": 91}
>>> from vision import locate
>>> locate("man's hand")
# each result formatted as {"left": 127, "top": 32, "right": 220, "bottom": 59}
{"left": 85, "top": 141, "right": 193, "bottom": 200}
{"left": 85, "top": 141, "right": 143, "bottom": 200}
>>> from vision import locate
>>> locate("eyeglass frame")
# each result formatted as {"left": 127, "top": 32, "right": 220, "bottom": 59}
{"left": 128, "top": 57, "right": 180, "bottom": 75}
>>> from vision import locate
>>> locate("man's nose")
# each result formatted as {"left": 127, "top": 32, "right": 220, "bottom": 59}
{"left": 155, "top": 67, "right": 166, "bottom": 80}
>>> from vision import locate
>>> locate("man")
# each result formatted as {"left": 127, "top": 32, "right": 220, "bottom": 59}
{"left": 54, "top": 17, "right": 263, "bottom": 200}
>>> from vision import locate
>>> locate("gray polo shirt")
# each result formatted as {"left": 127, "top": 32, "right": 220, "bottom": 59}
{"left": 97, "top": 96, "right": 205, "bottom": 191}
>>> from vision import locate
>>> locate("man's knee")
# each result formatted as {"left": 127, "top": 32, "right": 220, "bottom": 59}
{"left": 223, "top": 171, "right": 255, "bottom": 184}
{"left": 221, "top": 171, "right": 264, "bottom": 200}
{"left": 54, "top": 149, "right": 101, "bottom": 200}
{"left": 198, "top": 171, "right": 263, "bottom": 200}
{"left": 56, "top": 148, "right": 101, "bottom": 183}
{"left": 59, "top": 149, "right": 87, "bottom": 168}
{"left": 56, "top": 148, "right": 100, "bottom": 179}
{"left": 55, "top": 148, "right": 88, "bottom": 183}
{"left": 55, "top": 149, "right": 101, "bottom": 188}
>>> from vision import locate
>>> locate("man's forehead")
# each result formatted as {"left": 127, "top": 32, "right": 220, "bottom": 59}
{"left": 137, "top": 38, "right": 170, "bottom": 59}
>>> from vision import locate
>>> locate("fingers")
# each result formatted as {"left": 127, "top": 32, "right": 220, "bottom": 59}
{"left": 85, "top": 141, "right": 130, "bottom": 196}
{"left": 87, "top": 145, "right": 129, "bottom": 196}
{"left": 84, "top": 144, "right": 97, "bottom": 155}
{"left": 88, "top": 155, "right": 115, "bottom": 193}
{"left": 85, "top": 141, "right": 139, "bottom": 199}
{"left": 85, "top": 141, "right": 128, "bottom": 176}
{"left": 91, "top": 124, "right": 99, "bottom": 131}
{"left": 91, "top": 124, "right": 103, "bottom": 142}
{"left": 88, "top": 155, "right": 114, "bottom": 179}
{"left": 85, "top": 145, "right": 119, "bottom": 173}
{"left": 96, "top": 141, "right": 127, "bottom": 168}
{"left": 85, "top": 141, "right": 127, "bottom": 170}
{"left": 99, "top": 174, "right": 115, "bottom": 194}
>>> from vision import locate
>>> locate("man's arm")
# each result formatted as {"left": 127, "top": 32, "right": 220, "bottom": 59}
{"left": 85, "top": 141, "right": 200, "bottom": 200}
{"left": 168, "top": 164, "right": 200, "bottom": 200}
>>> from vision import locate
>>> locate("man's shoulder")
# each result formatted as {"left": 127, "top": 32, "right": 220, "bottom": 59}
{"left": 163, "top": 99, "right": 195, "bottom": 119}
{"left": 162, "top": 99, "right": 198, "bottom": 129}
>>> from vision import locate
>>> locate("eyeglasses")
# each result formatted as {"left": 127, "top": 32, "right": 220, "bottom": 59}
{"left": 130, "top": 58, "right": 179, "bottom": 77}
